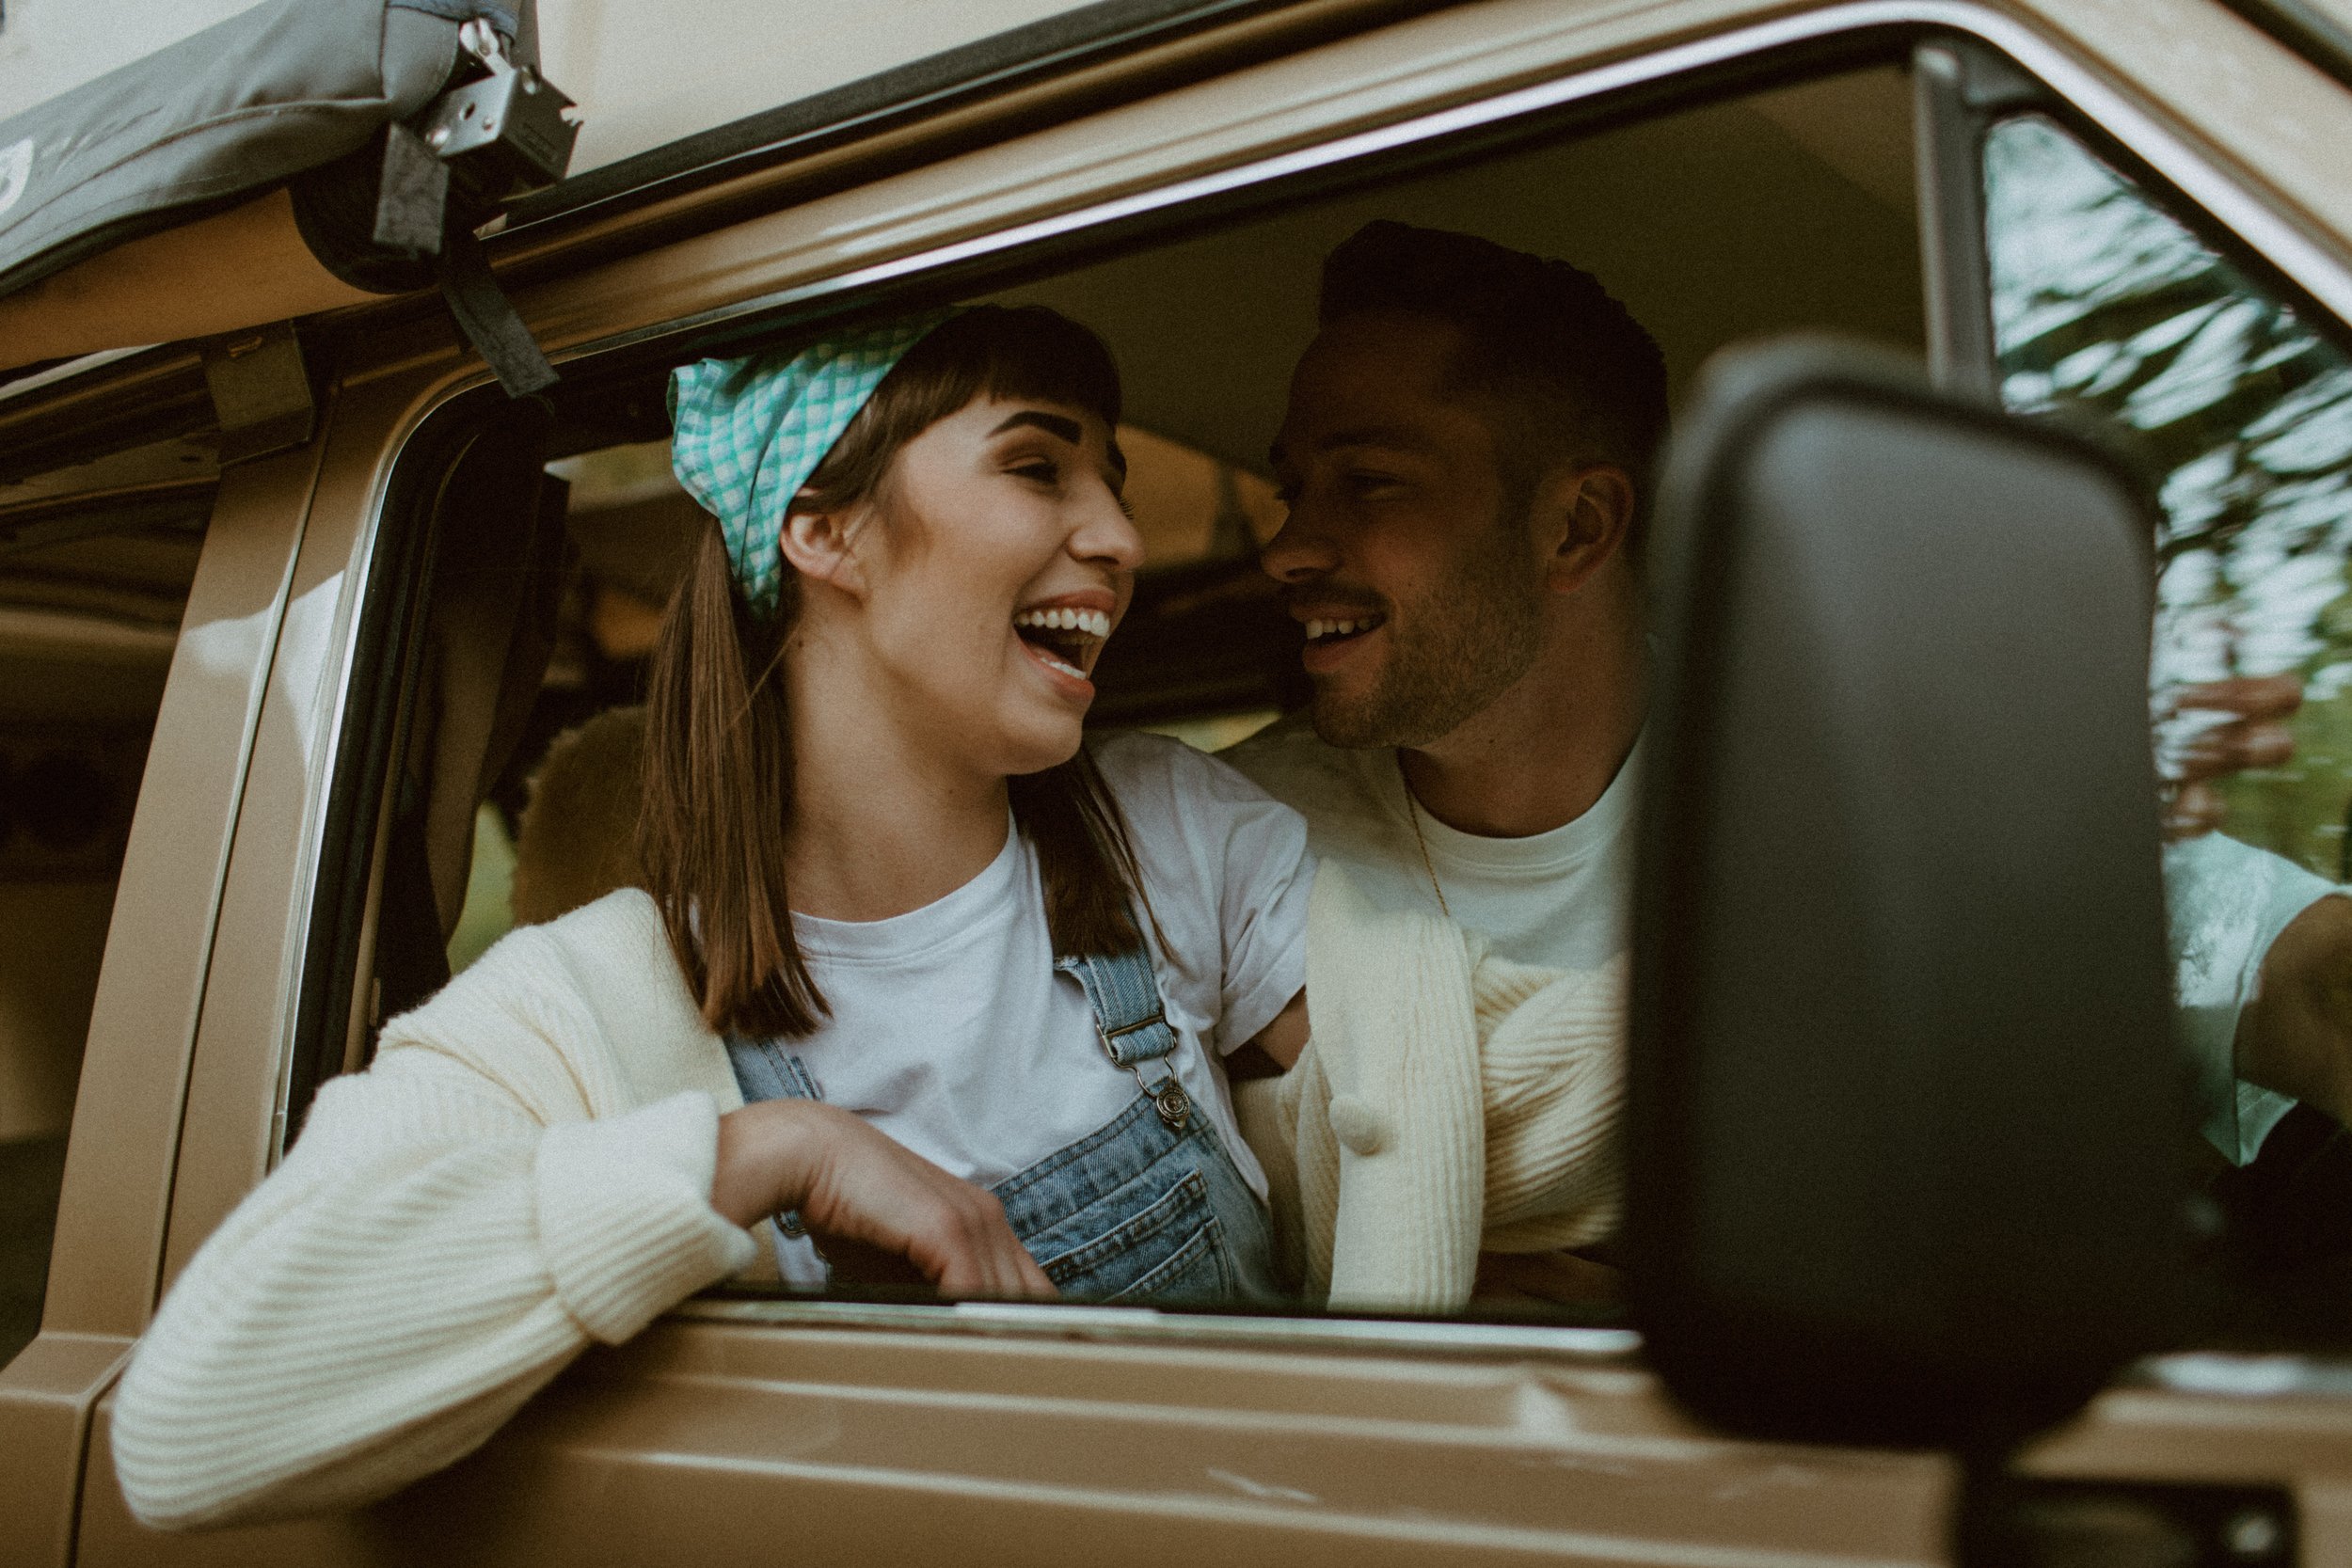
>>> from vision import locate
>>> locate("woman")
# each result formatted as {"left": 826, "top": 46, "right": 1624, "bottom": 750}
{"left": 113, "top": 305, "right": 1313, "bottom": 1528}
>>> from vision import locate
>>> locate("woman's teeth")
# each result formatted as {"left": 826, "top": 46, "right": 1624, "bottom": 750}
{"left": 1012, "top": 605, "right": 1109, "bottom": 684}
{"left": 1306, "top": 616, "right": 1378, "bottom": 641}
{"left": 1013, "top": 607, "right": 1111, "bottom": 639}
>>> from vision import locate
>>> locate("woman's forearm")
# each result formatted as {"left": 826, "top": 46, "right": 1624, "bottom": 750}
{"left": 111, "top": 1060, "right": 754, "bottom": 1530}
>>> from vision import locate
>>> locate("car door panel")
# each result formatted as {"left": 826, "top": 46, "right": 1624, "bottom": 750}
{"left": 0, "top": 447, "right": 321, "bottom": 1564}
{"left": 75, "top": 1316, "right": 1950, "bottom": 1567}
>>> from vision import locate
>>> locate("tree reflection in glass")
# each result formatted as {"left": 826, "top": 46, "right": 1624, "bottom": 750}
{"left": 1986, "top": 119, "right": 2352, "bottom": 1190}
{"left": 1986, "top": 116, "right": 2352, "bottom": 879}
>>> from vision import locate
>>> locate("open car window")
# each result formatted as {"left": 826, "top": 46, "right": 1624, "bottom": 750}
{"left": 325, "top": 55, "right": 1925, "bottom": 1332}
{"left": 1985, "top": 113, "right": 2352, "bottom": 1332}
{"left": 319, "top": 40, "right": 2352, "bottom": 1347}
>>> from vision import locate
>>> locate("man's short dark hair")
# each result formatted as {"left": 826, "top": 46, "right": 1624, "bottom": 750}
{"left": 1318, "top": 221, "right": 1669, "bottom": 531}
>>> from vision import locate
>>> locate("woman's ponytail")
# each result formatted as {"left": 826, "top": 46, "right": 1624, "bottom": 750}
{"left": 638, "top": 525, "right": 827, "bottom": 1037}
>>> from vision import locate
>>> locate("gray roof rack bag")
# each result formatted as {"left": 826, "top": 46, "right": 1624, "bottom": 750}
{"left": 0, "top": 0, "right": 575, "bottom": 395}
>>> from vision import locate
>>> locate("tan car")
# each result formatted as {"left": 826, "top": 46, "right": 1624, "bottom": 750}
{"left": 7, "top": 0, "right": 2352, "bottom": 1561}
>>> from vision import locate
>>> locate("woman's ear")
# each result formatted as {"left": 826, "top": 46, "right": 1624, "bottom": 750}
{"left": 780, "top": 500, "right": 871, "bottom": 597}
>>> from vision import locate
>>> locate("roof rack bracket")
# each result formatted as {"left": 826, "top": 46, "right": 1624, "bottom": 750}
{"left": 200, "top": 321, "right": 317, "bottom": 465}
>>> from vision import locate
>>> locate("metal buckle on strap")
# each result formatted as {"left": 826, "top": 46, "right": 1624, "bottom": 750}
{"left": 1091, "top": 1021, "right": 1191, "bottom": 1133}
{"left": 1097, "top": 1010, "right": 1168, "bottom": 1062}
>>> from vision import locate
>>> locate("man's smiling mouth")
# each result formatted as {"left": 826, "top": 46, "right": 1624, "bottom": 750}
{"left": 1303, "top": 613, "right": 1386, "bottom": 647}
{"left": 1013, "top": 606, "right": 1111, "bottom": 682}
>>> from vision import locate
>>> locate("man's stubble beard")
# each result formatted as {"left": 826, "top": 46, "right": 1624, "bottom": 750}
{"left": 1308, "top": 514, "right": 1545, "bottom": 751}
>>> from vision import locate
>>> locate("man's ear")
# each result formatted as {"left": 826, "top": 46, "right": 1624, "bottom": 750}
{"left": 779, "top": 499, "right": 871, "bottom": 597}
{"left": 1539, "top": 463, "right": 1636, "bottom": 596}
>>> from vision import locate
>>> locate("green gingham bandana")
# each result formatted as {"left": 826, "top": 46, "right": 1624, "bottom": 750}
{"left": 668, "top": 310, "right": 958, "bottom": 612}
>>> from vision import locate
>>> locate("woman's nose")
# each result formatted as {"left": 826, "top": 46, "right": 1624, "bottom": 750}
{"left": 1073, "top": 483, "right": 1146, "bottom": 572}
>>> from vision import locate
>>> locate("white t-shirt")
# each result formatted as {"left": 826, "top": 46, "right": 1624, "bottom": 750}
{"left": 2167, "top": 831, "right": 2345, "bottom": 1164}
{"left": 764, "top": 731, "right": 1311, "bottom": 1282}
{"left": 1221, "top": 711, "right": 1638, "bottom": 973}
{"left": 1227, "top": 710, "right": 2341, "bottom": 1168}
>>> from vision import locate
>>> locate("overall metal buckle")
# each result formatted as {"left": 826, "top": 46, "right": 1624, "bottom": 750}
{"left": 1098, "top": 1016, "right": 1191, "bottom": 1133}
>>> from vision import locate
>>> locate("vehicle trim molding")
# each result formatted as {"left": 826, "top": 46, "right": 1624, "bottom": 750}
{"left": 549, "top": 0, "right": 2352, "bottom": 373}
{"left": 677, "top": 1295, "right": 1646, "bottom": 1360}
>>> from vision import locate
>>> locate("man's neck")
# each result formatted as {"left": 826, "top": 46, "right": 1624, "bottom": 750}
{"left": 1397, "top": 622, "right": 1648, "bottom": 840}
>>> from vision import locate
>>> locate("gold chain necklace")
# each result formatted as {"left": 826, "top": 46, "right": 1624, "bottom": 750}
{"left": 1396, "top": 751, "right": 1453, "bottom": 920}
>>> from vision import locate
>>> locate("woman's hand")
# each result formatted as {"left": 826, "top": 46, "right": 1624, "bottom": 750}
{"left": 711, "top": 1100, "right": 1056, "bottom": 1299}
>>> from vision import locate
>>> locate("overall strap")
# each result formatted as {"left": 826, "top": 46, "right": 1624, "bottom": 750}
{"left": 725, "top": 1037, "right": 823, "bottom": 1104}
{"left": 1055, "top": 947, "right": 1177, "bottom": 1067}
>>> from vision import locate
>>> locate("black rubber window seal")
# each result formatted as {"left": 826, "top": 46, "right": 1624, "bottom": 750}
{"left": 2213, "top": 0, "right": 2352, "bottom": 89}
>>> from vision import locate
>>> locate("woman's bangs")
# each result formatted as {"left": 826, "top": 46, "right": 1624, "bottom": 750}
{"left": 970, "top": 310, "right": 1122, "bottom": 430}
{"left": 899, "top": 305, "right": 1120, "bottom": 430}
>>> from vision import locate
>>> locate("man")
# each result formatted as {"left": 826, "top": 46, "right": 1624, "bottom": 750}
{"left": 1227, "top": 222, "right": 1656, "bottom": 979}
{"left": 1225, "top": 219, "right": 2352, "bottom": 1192}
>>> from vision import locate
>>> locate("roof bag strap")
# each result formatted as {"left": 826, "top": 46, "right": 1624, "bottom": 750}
{"left": 413, "top": 16, "right": 572, "bottom": 395}
{"left": 434, "top": 204, "right": 558, "bottom": 397}
{"left": 294, "top": 10, "right": 575, "bottom": 397}
{"left": 408, "top": 17, "right": 572, "bottom": 396}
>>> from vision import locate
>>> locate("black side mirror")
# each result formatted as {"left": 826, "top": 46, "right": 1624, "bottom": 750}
{"left": 1628, "top": 340, "right": 2185, "bottom": 1459}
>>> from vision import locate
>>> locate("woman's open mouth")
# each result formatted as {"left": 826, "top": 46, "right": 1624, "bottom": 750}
{"left": 1012, "top": 605, "right": 1111, "bottom": 689}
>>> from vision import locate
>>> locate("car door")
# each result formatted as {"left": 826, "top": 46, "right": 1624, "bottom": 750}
{"left": 34, "top": 1, "right": 2352, "bottom": 1564}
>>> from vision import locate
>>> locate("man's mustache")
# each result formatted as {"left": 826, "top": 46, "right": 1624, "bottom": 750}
{"left": 1276, "top": 583, "right": 1389, "bottom": 619}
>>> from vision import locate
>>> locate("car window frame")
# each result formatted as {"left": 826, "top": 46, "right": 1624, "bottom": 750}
{"left": 1914, "top": 27, "right": 2352, "bottom": 397}
{"left": 276, "top": 0, "right": 2352, "bottom": 1368}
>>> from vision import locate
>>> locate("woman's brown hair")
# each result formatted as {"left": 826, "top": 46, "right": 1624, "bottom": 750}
{"left": 639, "top": 306, "right": 1151, "bottom": 1038}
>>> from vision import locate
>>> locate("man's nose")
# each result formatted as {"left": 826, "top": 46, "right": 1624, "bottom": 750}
{"left": 1259, "top": 499, "right": 1341, "bottom": 583}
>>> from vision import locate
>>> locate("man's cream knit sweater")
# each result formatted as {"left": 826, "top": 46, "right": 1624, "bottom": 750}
{"left": 112, "top": 871, "right": 1623, "bottom": 1529}
{"left": 1235, "top": 865, "right": 1623, "bottom": 1312}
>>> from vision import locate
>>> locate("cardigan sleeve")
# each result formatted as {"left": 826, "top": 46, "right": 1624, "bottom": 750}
{"left": 111, "top": 1018, "right": 756, "bottom": 1530}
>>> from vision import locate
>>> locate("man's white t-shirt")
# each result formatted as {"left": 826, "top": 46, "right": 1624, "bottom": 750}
{"left": 764, "top": 731, "right": 1311, "bottom": 1282}
{"left": 1226, "top": 708, "right": 2343, "bottom": 1168}
{"left": 1221, "top": 710, "right": 1637, "bottom": 973}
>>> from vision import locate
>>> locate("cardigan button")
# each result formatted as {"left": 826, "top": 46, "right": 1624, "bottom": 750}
{"left": 1328, "top": 1095, "right": 1388, "bottom": 1156}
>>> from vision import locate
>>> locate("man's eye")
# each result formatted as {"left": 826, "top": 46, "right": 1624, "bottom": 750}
{"left": 1011, "top": 460, "right": 1060, "bottom": 484}
{"left": 1346, "top": 471, "right": 1402, "bottom": 496}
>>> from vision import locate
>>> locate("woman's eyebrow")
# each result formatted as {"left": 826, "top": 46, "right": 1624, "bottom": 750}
{"left": 990, "top": 410, "right": 1084, "bottom": 445}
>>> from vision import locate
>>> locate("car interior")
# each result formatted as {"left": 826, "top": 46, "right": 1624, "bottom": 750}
{"left": 333, "top": 61, "right": 1930, "bottom": 1325}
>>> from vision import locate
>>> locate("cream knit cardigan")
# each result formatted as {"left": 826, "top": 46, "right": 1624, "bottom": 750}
{"left": 112, "top": 890, "right": 759, "bottom": 1530}
{"left": 1235, "top": 864, "right": 1625, "bottom": 1313}
{"left": 112, "top": 871, "right": 1624, "bottom": 1529}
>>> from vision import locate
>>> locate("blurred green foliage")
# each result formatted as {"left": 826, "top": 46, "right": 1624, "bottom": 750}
{"left": 1987, "top": 116, "right": 2352, "bottom": 881}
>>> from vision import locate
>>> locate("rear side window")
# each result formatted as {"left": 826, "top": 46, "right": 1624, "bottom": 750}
{"left": 1985, "top": 115, "right": 2352, "bottom": 1315}
{"left": 0, "top": 445, "right": 206, "bottom": 1369}
{"left": 1987, "top": 115, "right": 2352, "bottom": 862}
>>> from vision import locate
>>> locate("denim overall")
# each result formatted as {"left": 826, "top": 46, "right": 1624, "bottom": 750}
{"left": 727, "top": 942, "right": 1279, "bottom": 1307}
